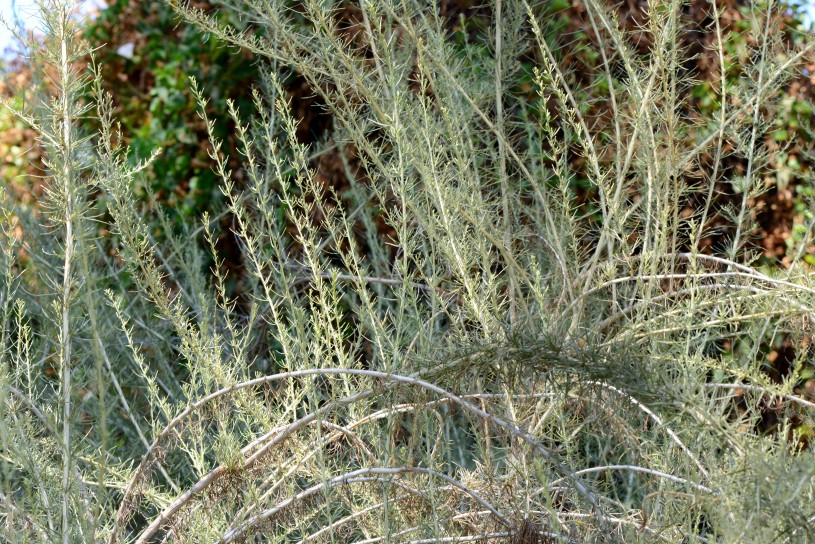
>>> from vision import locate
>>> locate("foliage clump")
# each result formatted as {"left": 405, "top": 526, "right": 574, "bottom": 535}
{"left": 1, "top": 0, "right": 815, "bottom": 543}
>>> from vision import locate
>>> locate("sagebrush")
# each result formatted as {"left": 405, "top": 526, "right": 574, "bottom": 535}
{"left": 2, "top": 0, "right": 815, "bottom": 542}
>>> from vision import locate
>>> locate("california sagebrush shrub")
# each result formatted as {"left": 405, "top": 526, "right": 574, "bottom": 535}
{"left": 2, "top": 0, "right": 815, "bottom": 542}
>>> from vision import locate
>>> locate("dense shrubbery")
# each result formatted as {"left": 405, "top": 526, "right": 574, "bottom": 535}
{"left": 82, "top": 0, "right": 260, "bottom": 218}
{"left": 2, "top": 0, "right": 815, "bottom": 543}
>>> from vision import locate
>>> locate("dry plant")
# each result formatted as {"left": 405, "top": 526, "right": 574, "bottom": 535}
{"left": 2, "top": 0, "right": 815, "bottom": 542}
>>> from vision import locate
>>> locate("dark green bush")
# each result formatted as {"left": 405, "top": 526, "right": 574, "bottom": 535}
{"left": 83, "top": 0, "right": 259, "bottom": 218}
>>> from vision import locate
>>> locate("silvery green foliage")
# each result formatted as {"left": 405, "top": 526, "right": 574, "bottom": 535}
{"left": 1, "top": 0, "right": 815, "bottom": 542}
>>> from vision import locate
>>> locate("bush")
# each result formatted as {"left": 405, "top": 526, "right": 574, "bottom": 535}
{"left": 81, "top": 0, "right": 260, "bottom": 220}
{"left": 1, "top": 0, "right": 815, "bottom": 542}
